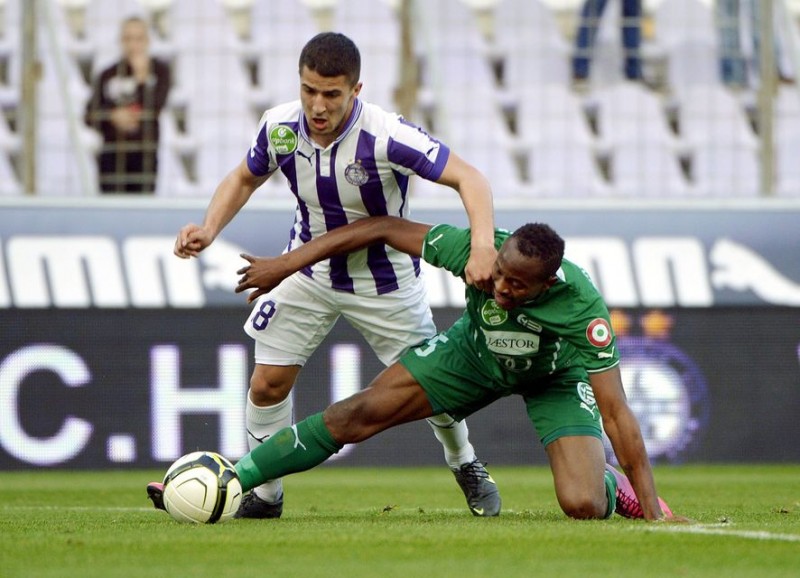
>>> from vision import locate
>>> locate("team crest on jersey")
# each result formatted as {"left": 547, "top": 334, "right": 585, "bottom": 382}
{"left": 344, "top": 161, "right": 369, "bottom": 186}
{"left": 481, "top": 301, "right": 508, "bottom": 326}
{"left": 586, "top": 318, "right": 612, "bottom": 347}
{"left": 516, "top": 314, "right": 542, "bottom": 332}
{"left": 269, "top": 125, "right": 298, "bottom": 154}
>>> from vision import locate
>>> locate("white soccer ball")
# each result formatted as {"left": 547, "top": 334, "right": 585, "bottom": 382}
{"left": 162, "top": 451, "right": 243, "bottom": 524}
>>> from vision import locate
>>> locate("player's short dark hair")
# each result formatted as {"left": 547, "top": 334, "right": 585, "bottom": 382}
{"left": 299, "top": 32, "right": 361, "bottom": 86}
{"left": 510, "top": 223, "right": 565, "bottom": 278}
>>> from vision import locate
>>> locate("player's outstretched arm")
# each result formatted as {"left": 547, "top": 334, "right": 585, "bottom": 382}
{"left": 174, "top": 160, "right": 267, "bottom": 259}
{"left": 236, "top": 216, "right": 433, "bottom": 302}
{"left": 591, "top": 366, "right": 669, "bottom": 521}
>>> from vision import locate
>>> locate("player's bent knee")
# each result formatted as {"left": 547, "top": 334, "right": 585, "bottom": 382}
{"left": 249, "top": 377, "right": 294, "bottom": 405}
{"left": 559, "top": 495, "right": 607, "bottom": 520}
{"left": 558, "top": 492, "right": 607, "bottom": 520}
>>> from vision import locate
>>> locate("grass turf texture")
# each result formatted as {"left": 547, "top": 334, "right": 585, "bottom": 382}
{"left": 1, "top": 465, "right": 798, "bottom": 578}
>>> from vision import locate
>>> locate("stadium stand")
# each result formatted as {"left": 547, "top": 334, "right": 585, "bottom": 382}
{"left": 527, "top": 139, "right": 610, "bottom": 198}
{"left": 610, "top": 141, "right": 692, "bottom": 198}
{"left": 413, "top": 0, "right": 522, "bottom": 196}
{"left": 249, "top": 0, "right": 318, "bottom": 109}
{"left": 677, "top": 84, "right": 759, "bottom": 149}
{"left": 590, "top": 81, "right": 679, "bottom": 150}
{"left": 774, "top": 86, "right": 800, "bottom": 197}
{"left": 1, "top": 0, "right": 798, "bottom": 199}
{"left": 159, "top": 0, "right": 255, "bottom": 195}
{"left": 515, "top": 84, "right": 595, "bottom": 150}
{"left": 36, "top": 0, "right": 100, "bottom": 196}
{"left": 493, "top": 0, "right": 572, "bottom": 93}
{"left": 691, "top": 143, "right": 761, "bottom": 197}
{"left": 332, "top": 0, "right": 400, "bottom": 110}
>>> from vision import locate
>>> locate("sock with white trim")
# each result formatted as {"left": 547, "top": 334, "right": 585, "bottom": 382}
{"left": 426, "top": 413, "right": 476, "bottom": 469}
{"left": 245, "top": 392, "right": 293, "bottom": 502}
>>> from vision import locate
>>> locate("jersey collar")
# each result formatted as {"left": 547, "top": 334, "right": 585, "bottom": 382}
{"left": 298, "top": 98, "right": 363, "bottom": 149}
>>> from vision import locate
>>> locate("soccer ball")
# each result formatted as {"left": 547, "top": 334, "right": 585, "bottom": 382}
{"left": 162, "top": 451, "right": 243, "bottom": 524}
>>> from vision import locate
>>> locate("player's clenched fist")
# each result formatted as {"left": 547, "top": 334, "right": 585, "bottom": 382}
{"left": 174, "top": 224, "right": 214, "bottom": 259}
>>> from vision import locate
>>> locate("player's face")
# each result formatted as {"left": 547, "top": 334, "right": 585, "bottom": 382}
{"left": 300, "top": 66, "right": 362, "bottom": 147}
{"left": 491, "top": 239, "right": 556, "bottom": 310}
{"left": 120, "top": 20, "right": 149, "bottom": 61}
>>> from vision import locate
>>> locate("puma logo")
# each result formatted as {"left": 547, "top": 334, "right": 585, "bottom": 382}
{"left": 710, "top": 239, "right": 800, "bottom": 306}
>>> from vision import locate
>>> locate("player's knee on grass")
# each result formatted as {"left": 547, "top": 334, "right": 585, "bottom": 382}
{"left": 557, "top": 488, "right": 609, "bottom": 520}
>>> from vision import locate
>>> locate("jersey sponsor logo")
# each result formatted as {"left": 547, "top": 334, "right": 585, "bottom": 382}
{"left": 586, "top": 318, "right": 612, "bottom": 347}
{"left": 481, "top": 329, "right": 540, "bottom": 355}
{"left": 576, "top": 382, "right": 598, "bottom": 418}
{"left": 344, "top": 161, "right": 369, "bottom": 186}
{"left": 481, "top": 301, "right": 508, "bottom": 326}
{"left": 268, "top": 125, "right": 298, "bottom": 154}
{"left": 515, "top": 314, "right": 542, "bottom": 332}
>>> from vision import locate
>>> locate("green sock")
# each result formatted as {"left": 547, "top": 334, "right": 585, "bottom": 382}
{"left": 603, "top": 468, "right": 617, "bottom": 519}
{"left": 235, "top": 412, "right": 343, "bottom": 492}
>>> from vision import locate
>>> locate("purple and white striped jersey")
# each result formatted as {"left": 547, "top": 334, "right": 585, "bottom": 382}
{"left": 247, "top": 98, "right": 451, "bottom": 296}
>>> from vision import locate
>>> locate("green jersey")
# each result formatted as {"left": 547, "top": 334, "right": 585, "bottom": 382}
{"left": 421, "top": 224, "right": 620, "bottom": 387}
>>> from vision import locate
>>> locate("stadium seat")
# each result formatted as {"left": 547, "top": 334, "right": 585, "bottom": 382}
{"left": 0, "top": 108, "right": 19, "bottom": 153}
{"left": 610, "top": 141, "right": 691, "bottom": 198}
{"left": 249, "top": 0, "right": 318, "bottom": 108}
{"left": 690, "top": 144, "right": 761, "bottom": 197}
{"left": 527, "top": 141, "right": 610, "bottom": 198}
{"left": 515, "top": 84, "right": 594, "bottom": 149}
{"left": 0, "top": 0, "right": 20, "bottom": 61}
{"left": 774, "top": 87, "right": 800, "bottom": 197}
{"left": 581, "top": 3, "right": 628, "bottom": 89}
{"left": 677, "top": 85, "right": 758, "bottom": 149}
{"left": 166, "top": 0, "right": 242, "bottom": 52}
{"left": 332, "top": 0, "right": 400, "bottom": 109}
{"left": 36, "top": 4, "right": 100, "bottom": 196}
{"left": 155, "top": 111, "right": 200, "bottom": 197}
{"left": 653, "top": 0, "right": 716, "bottom": 47}
{"left": 164, "top": 0, "right": 256, "bottom": 193}
{"left": 0, "top": 150, "right": 21, "bottom": 195}
{"left": 590, "top": 81, "right": 678, "bottom": 150}
{"left": 493, "top": 0, "right": 571, "bottom": 92}
{"left": 412, "top": 0, "right": 521, "bottom": 194}
{"left": 663, "top": 38, "right": 723, "bottom": 99}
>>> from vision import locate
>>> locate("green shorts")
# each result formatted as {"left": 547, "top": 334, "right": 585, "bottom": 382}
{"left": 399, "top": 326, "right": 603, "bottom": 447}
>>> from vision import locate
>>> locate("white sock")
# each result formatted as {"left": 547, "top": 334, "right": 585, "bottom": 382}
{"left": 426, "top": 413, "right": 476, "bottom": 469}
{"left": 245, "top": 392, "right": 293, "bottom": 502}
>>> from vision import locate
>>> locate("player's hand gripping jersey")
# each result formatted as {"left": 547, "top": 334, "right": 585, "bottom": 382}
{"left": 420, "top": 225, "right": 620, "bottom": 386}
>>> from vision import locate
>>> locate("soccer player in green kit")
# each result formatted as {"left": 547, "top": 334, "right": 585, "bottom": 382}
{"left": 229, "top": 216, "right": 677, "bottom": 520}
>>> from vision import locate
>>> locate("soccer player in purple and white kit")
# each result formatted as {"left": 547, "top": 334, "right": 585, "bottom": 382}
{"left": 147, "top": 32, "right": 500, "bottom": 518}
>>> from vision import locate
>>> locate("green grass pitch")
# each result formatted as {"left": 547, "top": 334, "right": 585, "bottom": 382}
{"left": 1, "top": 465, "right": 798, "bottom": 578}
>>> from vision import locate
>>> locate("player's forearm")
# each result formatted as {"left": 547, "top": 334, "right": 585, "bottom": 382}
{"left": 436, "top": 152, "right": 494, "bottom": 249}
{"left": 203, "top": 162, "right": 262, "bottom": 238}
{"left": 281, "top": 217, "right": 428, "bottom": 273}
{"left": 605, "top": 413, "right": 664, "bottom": 520}
{"left": 454, "top": 166, "right": 495, "bottom": 250}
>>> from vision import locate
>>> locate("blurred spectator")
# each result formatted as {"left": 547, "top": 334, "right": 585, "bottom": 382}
{"left": 716, "top": 0, "right": 794, "bottom": 88}
{"left": 85, "top": 16, "right": 170, "bottom": 194}
{"left": 572, "top": 0, "right": 643, "bottom": 81}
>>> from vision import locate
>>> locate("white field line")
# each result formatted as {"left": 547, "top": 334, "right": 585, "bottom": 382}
{"left": 3, "top": 507, "right": 800, "bottom": 543}
{"left": 635, "top": 523, "right": 800, "bottom": 543}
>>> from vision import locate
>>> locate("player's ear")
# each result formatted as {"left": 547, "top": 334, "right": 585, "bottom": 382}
{"left": 352, "top": 81, "right": 363, "bottom": 96}
{"left": 544, "top": 276, "right": 558, "bottom": 289}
